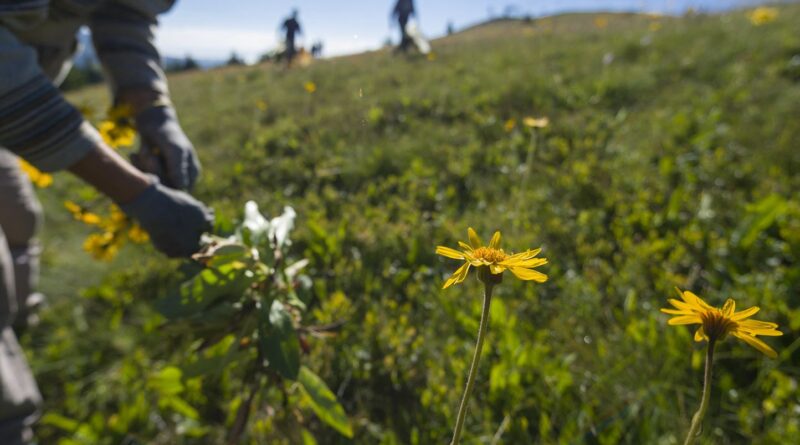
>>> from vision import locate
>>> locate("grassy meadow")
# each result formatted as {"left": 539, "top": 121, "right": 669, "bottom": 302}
{"left": 21, "top": 5, "right": 800, "bottom": 444}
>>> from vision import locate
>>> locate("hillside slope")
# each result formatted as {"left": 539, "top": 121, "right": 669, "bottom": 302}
{"left": 24, "top": 5, "right": 800, "bottom": 444}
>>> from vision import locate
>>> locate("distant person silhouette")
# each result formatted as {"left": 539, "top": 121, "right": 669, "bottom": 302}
{"left": 311, "top": 41, "right": 323, "bottom": 58}
{"left": 281, "top": 9, "right": 303, "bottom": 66}
{"left": 392, "top": 0, "right": 415, "bottom": 52}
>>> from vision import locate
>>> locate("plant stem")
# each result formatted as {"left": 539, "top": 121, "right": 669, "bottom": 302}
{"left": 684, "top": 339, "right": 716, "bottom": 445}
{"left": 451, "top": 283, "right": 494, "bottom": 445}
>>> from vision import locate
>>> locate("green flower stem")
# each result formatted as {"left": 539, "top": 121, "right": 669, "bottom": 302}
{"left": 684, "top": 339, "right": 716, "bottom": 445}
{"left": 451, "top": 282, "right": 495, "bottom": 445}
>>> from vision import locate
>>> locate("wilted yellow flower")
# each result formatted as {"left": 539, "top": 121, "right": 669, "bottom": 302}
{"left": 99, "top": 104, "right": 136, "bottom": 148}
{"left": 83, "top": 232, "right": 119, "bottom": 262}
{"left": 661, "top": 289, "right": 783, "bottom": 358}
{"left": 522, "top": 116, "right": 549, "bottom": 129}
{"left": 304, "top": 81, "right": 317, "bottom": 94}
{"left": 747, "top": 7, "right": 778, "bottom": 26}
{"left": 436, "top": 228, "right": 548, "bottom": 289}
{"left": 503, "top": 118, "right": 516, "bottom": 132}
{"left": 18, "top": 159, "right": 53, "bottom": 188}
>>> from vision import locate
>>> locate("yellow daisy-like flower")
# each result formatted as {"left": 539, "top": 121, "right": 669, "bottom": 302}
{"left": 661, "top": 288, "right": 783, "bottom": 358}
{"left": 747, "top": 7, "right": 778, "bottom": 26}
{"left": 18, "top": 159, "right": 53, "bottom": 188}
{"left": 83, "top": 232, "right": 119, "bottom": 262}
{"left": 503, "top": 118, "right": 516, "bottom": 133}
{"left": 99, "top": 104, "right": 136, "bottom": 148}
{"left": 304, "top": 81, "right": 317, "bottom": 94}
{"left": 436, "top": 228, "right": 548, "bottom": 289}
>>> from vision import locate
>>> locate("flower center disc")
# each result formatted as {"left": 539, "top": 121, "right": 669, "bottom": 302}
{"left": 701, "top": 310, "right": 737, "bottom": 340}
{"left": 472, "top": 247, "right": 508, "bottom": 263}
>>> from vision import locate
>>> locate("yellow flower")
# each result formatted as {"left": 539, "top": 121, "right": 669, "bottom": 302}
{"left": 436, "top": 228, "right": 548, "bottom": 289}
{"left": 83, "top": 232, "right": 119, "bottom": 262}
{"left": 18, "top": 159, "right": 53, "bottom": 188}
{"left": 128, "top": 224, "right": 149, "bottom": 244}
{"left": 304, "top": 81, "right": 317, "bottom": 94}
{"left": 64, "top": 200, "right": 101, "bottom": 225}
{"left": 594, "top": 17, "right": 608, "bottom": 29}
{"left": 99, "top": 104, "right": 136, "bottom": 148}
{"left": 503, "top": 118, "right": 516, "bottom": 132}
{"left": 256, "top": 99, "right": 268, "bottom": 111}
{"left": 747, "top": 7, "right": 778, "bottom": 26}
{"left": 522, "top": 116, "right": 549, "bottom": 129}
{"left": 661, "top": 289, "right": 783, "bottom": 358}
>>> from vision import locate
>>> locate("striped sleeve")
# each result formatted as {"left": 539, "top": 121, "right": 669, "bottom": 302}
{"left": 89, "top": 0, "right": 176, "bottom": 99}
{"left": 0, "top": 26, "right": 102, "bottom": 172}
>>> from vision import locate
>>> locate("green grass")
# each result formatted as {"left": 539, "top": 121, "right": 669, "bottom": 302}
{"left": 23, "top": 5, "right": 800, "bottom": 444}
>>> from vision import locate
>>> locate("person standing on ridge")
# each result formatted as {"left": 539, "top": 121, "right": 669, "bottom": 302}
{"left": 392, "top": 0, "right": 416, "bottom": 52}
{"left": 281, "top": 9, "right": 303, "bottom": 66}
{"left": 0, "top": 1, "right": 213, "bottom": 443}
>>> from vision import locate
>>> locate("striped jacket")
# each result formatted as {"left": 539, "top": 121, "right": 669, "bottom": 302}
{"left": 0, "top": 0, "right": 175, "bottom": 171}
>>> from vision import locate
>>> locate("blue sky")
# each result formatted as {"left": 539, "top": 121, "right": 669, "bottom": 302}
{"left": 155, "top": 0, "right": 766, "bottom": 61}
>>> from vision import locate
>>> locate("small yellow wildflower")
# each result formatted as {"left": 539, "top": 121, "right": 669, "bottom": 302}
{"left": 127, "top": 224, "right": 149, "bottom": 244}
{"left": 18, "top": 159, "right": 53, "bottom": 188}
{"left": 436, "top": 228, "right": 548, "bottom": 289}
{"left": 64, "top": 201, "right": 101, "bottom": 225}
{"left": 83, "top": 232, "right": 119, "bottom": 262}
{"left": 304, "top": 81, "right": 317, "bottom": 94}
{"left": 503, "top": 118, "right": 516, "bottom": 132}
{"left": 522, "top": 116, "right": 549, "bottom": 129}
{"left": 594, "top": 17, "right": 609, "bottom": 29}
{"left": 427, "top": 52, "right": 437, "bottom": 62}
{"left": 747, "top": 7, "right": 778, "bottom": 26}
{"left": 661, "top": 288, "right": 783, "bottom": 358}
{"left": 99, "top": 104, "right": 136, "bottom": 148}
{"left": 256, "top": 99, "right": 268, "bottom": 111}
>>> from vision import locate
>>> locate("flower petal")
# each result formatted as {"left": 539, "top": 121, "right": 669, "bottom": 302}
{"left": 467, "top": 228, "right": 483, "bottom": 249}
{"left": 489, "top": 231, "right": 501, "bottom": 249}
{"left": 507, "top": 248, "right": 542, "bottom": 260}
{"left": 443, "top": 262, "right": 471, "bottom": 289}
{"left": 667, "top": 298, "right": 698, "bottom": 312}
{"left": 666, "top": 315, "right": 702, "bottom": 325}
{"left": 732, "top": 332, "right": 778, "bottom": 358}
{"left": 458, "top": 241, "right": 474, "bottom": 252}
{"left": 436, "top": 246, "right": 466, "bottom": 260}
{"left": 660, "top": 308, "right": 693, "bottom": 315}
{"left": 732, "top": 306, "right": 759, "bottom": 321}
{"left": 680, "top": 290, "right": 715, "bottom": 311}
{"left": 489, "top": 264, "right": 505, "bottom": 275}
{"left": 722, "top": 299, "right": 735, "bottom": 317}
{"left": 694, "top": 327, "right": 707, "bottom": 342}
{"left": 737, "top": 319, "right": 780, "bottom": 331}
{"left": 502, "top": 257, "right": 548, "bottom": 268}
{"left": 508, "top": 267, "right": 548, "bottom": 283}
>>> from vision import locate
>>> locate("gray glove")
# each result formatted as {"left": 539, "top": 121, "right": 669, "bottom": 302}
{"left": 133, "top": 106, "right": 201, "bottom": 191}
{"left": 120, "top": 178, "right": 214, "bottom": 258}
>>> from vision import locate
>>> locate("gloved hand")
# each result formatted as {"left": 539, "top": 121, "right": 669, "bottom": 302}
{"left": 120, "top": 177, "right": 214, "bottom": 258}
{"left": 133, "top": 106, "right": 201, "bottom": 191}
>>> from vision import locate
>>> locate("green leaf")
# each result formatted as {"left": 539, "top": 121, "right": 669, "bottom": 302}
{"left": 259, "top": 300, "right": 301, "bottom": 380}
{"left": 156, "top": 261, "right": 257, "bottom": 320}
{"left": 297, "top": 366, "right": 353, "bottom": 438}
{"left": 735, "top": 194, "right": 788, "bottom": 248}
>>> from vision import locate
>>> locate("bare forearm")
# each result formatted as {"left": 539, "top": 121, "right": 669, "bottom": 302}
{"left": 68, "top": 144, "right": 151, "bottom": 204}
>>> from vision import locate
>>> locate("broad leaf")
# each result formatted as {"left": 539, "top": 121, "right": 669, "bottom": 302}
{"left": 259, "top": 300, "right": 300, "bottom": 379}
{"left": 298, "top": 366, "right": 353, "bottom": 438}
